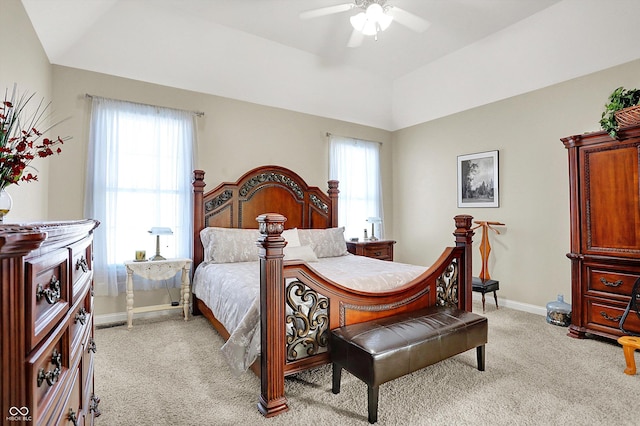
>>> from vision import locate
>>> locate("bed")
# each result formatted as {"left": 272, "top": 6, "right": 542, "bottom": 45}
{"left": 191, "top": 165, "right": 474, "bottom": 417}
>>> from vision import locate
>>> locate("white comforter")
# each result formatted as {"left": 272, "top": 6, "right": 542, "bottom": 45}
{"left": 192, "top": 254, "right": 426, "bottom": 374}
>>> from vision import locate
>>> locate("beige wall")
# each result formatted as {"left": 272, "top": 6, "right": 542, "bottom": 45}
{"left": 393, "top": 58, "right": 640, "bottom": 312}
{"left": 49, "top": 66, "right": 393, "bottom": 317}
{"left": 49, "top": 65, "right": 393, "bottom": 224}
{"left": 0, "top": 0, "right": 53, "bottom": 221}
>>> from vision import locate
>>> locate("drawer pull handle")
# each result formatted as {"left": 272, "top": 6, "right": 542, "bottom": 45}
{"left": 75, "top": 307, "right": 88, "bottom": 325}
{"left": 36, "top": 276, "right": 61, "bottom": 304}
{"left": 37, "top": 349, "right": 62, "bottom": 387}
{"left": 374, "top": 251, "right": 382, "bottom": 256}
{"left": 600, "top": 277, "right": 623, "bottom": 287}
{"left": 76, "top": 256, "right": 88, "bottom": 273}
{"left": 88, "top": 338, "right": 97, "bottom": 353}
{"left": 68, "top": 408, "right": 78, "bottom": 426}
{"left": 599, "top": 311, "right": 622, "bottom": 323}
{"left": 90, "top": 394, "right": 102, "bottom": 417}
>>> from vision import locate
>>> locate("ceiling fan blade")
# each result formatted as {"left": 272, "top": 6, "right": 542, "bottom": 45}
{"left": 300, "top": 3, "right": 354, "bottom": 20}
{"left": 388, "top": 6, "right": 431, "bottom": 33}
{"left": 347, "top": 28, "right": 364, "bottom": 48}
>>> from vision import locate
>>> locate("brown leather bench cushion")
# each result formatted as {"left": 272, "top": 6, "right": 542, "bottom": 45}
{"left": 331, "top": 306, "right": 488, "bottom": 387}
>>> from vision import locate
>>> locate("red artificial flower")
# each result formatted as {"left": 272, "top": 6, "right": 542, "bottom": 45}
{"left": 0, "top": 85, "right": 69, "bottom": 190}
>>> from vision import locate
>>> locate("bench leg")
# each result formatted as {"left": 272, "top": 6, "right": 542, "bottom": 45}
{"left": 493, "top": 290, "right": 499, "bottom": 309}
{"left": 476, "top": 345, "right": 485, "bottom": 371}
{"left": 332, "top": 364, "right": 342, "bottom": 394}
{"left": 367, "top": 385, "right": 379, "bottom": 424}
{"left": 481, "top": 293, "right": 486, "bottom": 313}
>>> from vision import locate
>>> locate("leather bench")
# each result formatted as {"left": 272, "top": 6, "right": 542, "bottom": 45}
{"left": 330, "top": 306, "right": 488, "bottom": 423}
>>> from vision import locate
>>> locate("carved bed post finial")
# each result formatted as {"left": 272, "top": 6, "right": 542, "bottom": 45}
{"left": 255, "top": 213, "right": 289, "bottom": 417}
{"left": 328, "top": 180, "right": 339, "bottom": 227}
{"left": 453, "top": 215, "right": 474, "bottom": 312}
{"left": 192, "top": 170, "right": 206, "bottom": 270}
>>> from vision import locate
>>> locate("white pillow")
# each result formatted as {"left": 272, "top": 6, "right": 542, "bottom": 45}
{"left": 283, "top": 245, "right": 319, "bottom": 262}
{"left": 297, "top": 227, "right": 348, "bottom": 258}
{"left": 282, "top": 228, "right": 301, "bottom": 247}
{"left": 200, "top": 227, "right": 260, "bottom": 263}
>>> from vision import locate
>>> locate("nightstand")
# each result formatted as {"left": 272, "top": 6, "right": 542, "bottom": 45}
{"left": 124, "top": 258, "right": 192, "bottom": 329}
{"left": 346, "top": 240, "right": 396, "bottom": 261}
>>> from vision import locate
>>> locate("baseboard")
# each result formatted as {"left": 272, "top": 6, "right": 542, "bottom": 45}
{"left": 501, "top": 299, "right": 546, "bottom": 316}
{"left": 95, "top": 309, "right": 178, "bottom": 328}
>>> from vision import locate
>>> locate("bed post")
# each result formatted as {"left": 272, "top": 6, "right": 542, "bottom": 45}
{"left": 192, "top": 170, "right": 206, "bottom": 269}
{"left": 453, "top": 215, "right": 474, "bottom": 312}
{"left": 256, "top": 213, "right": 289, "bottom": 417}
{"left": 328, "top": 180, "right": 339, "bottom": 227}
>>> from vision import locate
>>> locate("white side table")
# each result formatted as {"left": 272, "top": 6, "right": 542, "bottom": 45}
{"left": 124, "top": 258, "right": 192, "bottom": 329}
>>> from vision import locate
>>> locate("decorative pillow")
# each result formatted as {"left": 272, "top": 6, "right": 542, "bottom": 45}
{"left": 282, "top": 228, "right": 301, "bottom": 248}
{"left": 297, "top": 227, "right": 348, "bottom": 258}
{"left": 283, "top": 245, "right": 319, "bottom": 262}
{"left": 200, "top": 227, "right": 260, "bottom": 263}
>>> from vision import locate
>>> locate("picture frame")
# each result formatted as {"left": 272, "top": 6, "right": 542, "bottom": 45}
{"left": 457, "top": 150, "right": 499, "bottom": 208}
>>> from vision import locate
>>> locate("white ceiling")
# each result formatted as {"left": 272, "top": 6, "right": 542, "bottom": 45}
{"left": 20, "top": 0, "right": 640, "bottom": 130}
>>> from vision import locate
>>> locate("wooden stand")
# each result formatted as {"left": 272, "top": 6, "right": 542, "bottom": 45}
{"left": 471, "top": 221, "right": 505, "bottom": 312}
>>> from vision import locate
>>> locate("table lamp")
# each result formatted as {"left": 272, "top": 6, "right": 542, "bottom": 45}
{"left": 148, "top": 227, "right": 173, "bottom": 261}
{"left": 366, "top": 217, "right": 382, "bottom": 241}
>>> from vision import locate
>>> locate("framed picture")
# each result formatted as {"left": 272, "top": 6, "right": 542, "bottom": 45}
{"left": 457, "top": 150, "right": 499, "bottom": 208}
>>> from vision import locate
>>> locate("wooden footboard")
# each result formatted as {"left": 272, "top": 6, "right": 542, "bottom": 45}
{"left": 255, "top": 213, "right": 474, "bottom": 417}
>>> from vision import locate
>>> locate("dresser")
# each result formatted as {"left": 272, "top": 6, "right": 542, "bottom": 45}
{"left": 346, "top": 240, "right": 396, "bottom": 261}
{"left": 562, "top": 126, "right": 640, "bottom": 340}
{"left": 1, "top": 220, "right": 100, "bottom": 426}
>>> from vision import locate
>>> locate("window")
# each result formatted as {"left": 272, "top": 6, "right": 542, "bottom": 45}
{"left": 85, "top": 97, "right": 195, "bottom": 296}
{"left": 329, "top": 135, "right": 383, "bottom": 240}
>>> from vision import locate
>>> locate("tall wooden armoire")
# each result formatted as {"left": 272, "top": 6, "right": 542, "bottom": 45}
{"left": 561, "top": 126, "right": 640, "bottom": 339}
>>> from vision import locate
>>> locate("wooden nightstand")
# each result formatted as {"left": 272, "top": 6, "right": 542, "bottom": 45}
{"left": 346, "top": 240, "right": 396, "bottom": 261}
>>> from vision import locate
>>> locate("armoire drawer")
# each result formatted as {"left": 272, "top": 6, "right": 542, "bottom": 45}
{"left": 26, "top": 248, "right": 70, "bottom": 352}
{"left": 587, "top": 267, "right": 640, "bottom": 297}
{"left": 586, "top": 300, "right": 640, "bottom": 336}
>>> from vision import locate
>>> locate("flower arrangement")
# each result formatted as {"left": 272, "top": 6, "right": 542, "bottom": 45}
{"left": 0, "top": 85, "right": 68, "bottom": 191}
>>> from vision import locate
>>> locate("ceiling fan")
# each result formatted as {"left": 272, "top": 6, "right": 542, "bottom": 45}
{"left": 300, "top": 0, "right": 430, "bottom": 47}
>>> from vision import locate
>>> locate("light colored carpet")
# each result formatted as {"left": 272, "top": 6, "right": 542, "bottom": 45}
{"left": 94, "top": 303, "right": 638, "bottom": 425}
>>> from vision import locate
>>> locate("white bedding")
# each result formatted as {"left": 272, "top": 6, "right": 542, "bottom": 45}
{"left": 192, "top": 254, "right": 427, "bottom": 374}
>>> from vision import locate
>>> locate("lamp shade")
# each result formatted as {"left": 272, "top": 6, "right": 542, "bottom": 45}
{"left": 149, "top": 227, "right": 173, "bottom": 235}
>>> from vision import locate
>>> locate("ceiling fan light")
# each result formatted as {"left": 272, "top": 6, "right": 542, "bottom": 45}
{"left": 365, "top": 3, "right": 384, "bottom": 20}
{"left": 361, "top": 20, "right": 377, "bottom": 36}
{"left": 378, "top": 13, "right": 393, "bottom": 31}
{"left": 350, "top": 12, "right": 367, "bottom": 31}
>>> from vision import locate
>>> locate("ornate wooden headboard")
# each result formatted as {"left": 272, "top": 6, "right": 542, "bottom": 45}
{"left": 192, "top": 165, "right": 339, "bottom": 267}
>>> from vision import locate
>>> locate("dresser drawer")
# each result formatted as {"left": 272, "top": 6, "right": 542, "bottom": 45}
{"left": 586, "top": 266, "right": 640, "bottom": 297}
{"left": 26, "top": 248, "right": 70, "bottom": 351}
{"left": 51, "top": 366, "right": 82, "bottom": 426}
{"left": 69, "top": 236, "right": 93, "bottom": 304}
{"left": 26, "top": 317, "right": 71, "bottom": 426}
{"left": 82, "top": 337, "right": 98, "bottom": 420}
{"left": 70, "top": 290, "right": 93, "bottom": 368}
